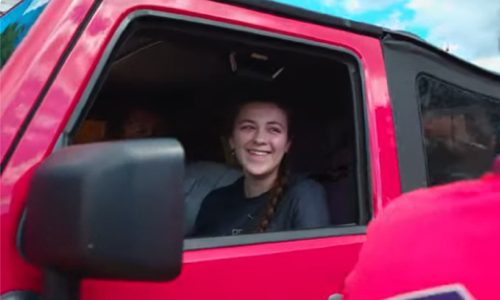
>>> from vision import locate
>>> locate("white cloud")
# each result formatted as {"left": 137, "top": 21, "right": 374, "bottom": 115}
{"left": 321, "top": 0, "right": 401, "bottom": 13}
{"left": 344, "top": 0, "right": 361, "bottom": 12}
{"left": 472, "top": 56, "right": 500, "bottom": 74}
{"left": 406, "top": 0, "right": 500, "bottom": 64}
{"left": 377, "top": 10, "right": 408, "bottom": 30}
{"left": 23, "top": 0, "right": 49, "bottom": 14}
{"left": 317, "top": 0, "right": 500, "bottom": 73}
{"left": 322, "top": 0, "right": 337, "bottom": 7}
{"left": 342, "top": 0, "right": 405, "bottom": 13}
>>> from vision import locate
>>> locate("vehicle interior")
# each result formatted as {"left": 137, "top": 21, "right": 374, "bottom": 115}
{"left": 69, "top": 17, "right": 367, "bottom": 237}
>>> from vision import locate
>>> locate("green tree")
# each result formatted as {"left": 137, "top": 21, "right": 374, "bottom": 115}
{"left": 0, "top": 23, "right": 26, "bottom": 68}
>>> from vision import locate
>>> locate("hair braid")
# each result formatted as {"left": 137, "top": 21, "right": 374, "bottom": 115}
{"left": 258, "top": 162, "right": 288, "bottom": 232}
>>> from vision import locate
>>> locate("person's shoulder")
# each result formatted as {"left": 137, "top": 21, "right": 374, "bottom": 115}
{"left": 284, "top": 176, "right": 330, "bottom": 227}
{"left": 203, "top": 176, "right": 243, "bottom": 202}
{"left": 186, "top": 161, "right": 240, "bottom": 177}
{"left": 390, "top": 157, "right": 500, "bottom": 213}
{"left": 382, "top": 174, "right": 500, "bottom": 222}
{"left": 367, "top": 174, "right": 500, "bottom": 245}
{"left": 343, "top": 161, "right": 500, "bottom": 299}
{"left": 285, "top": 176, "right": 326, "bottom": 204}
{"left": 287, "top": 176, "right": 325, "bottom": 194}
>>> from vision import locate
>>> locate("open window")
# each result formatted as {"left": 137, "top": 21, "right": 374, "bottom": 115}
{"left": 65, "top": 15, "right": 369, "bottom": 247}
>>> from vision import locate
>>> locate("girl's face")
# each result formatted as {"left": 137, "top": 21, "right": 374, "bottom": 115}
{"left": 230, "top": 102, "right": 291, "bottom": 179}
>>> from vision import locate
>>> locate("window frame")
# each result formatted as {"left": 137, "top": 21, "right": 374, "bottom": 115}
{"left": 382, "top": 34, "right": 500, "bottom": 192}
{"left": 416, "top": 72, "right": 500, "bottom": 186}
{"left": 61, "top": 9, "right": 372, "bottom": 250}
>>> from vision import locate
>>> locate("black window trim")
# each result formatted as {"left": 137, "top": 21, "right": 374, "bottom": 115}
{"left": 416, "top": 72, "right": 500, "bottom": 186}
{"left": 416, "top": 72, "right": 500, "bottom": 109}
{"left": 185, "top": 225, "right": 366, "bottom": 250}
{"left": 382, "top": 35, "right": 500, "bottom": 194}
{"left": 61, "top": 9, "right": 372, "bottom": 250}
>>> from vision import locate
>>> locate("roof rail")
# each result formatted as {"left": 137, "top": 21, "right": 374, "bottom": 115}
{"left": 212, "top": 0, "right": 383, "bottom": 37}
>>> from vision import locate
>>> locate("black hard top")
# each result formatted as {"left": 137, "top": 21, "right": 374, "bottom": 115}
{"left": 215, "top": 0, "right": 500, "bottom": 80}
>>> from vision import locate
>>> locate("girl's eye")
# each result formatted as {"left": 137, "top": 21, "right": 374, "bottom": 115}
{"left": 269, "top": 127, "right": 282, "bottom": 134}
{"left": 240, "top": 124, "right": 255, "bottom": 131}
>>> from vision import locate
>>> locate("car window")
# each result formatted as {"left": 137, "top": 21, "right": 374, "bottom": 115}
{"left": 418, "top": 74, "right": 500, "bottom": 186}
{"left": 64, "top": 15, "right": 370, "bottom": 247}
{"left": 0, "top": 0, "right": 50, "bottom": 68}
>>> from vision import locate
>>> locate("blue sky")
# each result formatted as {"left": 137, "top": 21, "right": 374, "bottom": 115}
{"left": 275, "top": 0, "right": 427, "bottom": 37}
{"left": 273, "top": 0, "right": 500, "bottom": 73}
{"left": 0, "top": 0, "right": 48, "bottom": 32}
{"left": 2, "top": 0, "right": 499, "bottom": 73}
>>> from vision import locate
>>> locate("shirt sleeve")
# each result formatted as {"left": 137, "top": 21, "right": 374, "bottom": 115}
{"left": 288, "top": 179, "right": 330, "bottom": 229}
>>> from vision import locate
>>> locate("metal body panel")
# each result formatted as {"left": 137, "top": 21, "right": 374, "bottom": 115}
{"left": 1, "top": 0, "right": 401, "bottom": 298}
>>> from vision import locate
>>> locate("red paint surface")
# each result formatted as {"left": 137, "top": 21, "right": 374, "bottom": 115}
{"left": 0, "top": 0, "right": 94, "bottom": 162}
{"left": 1, "top": 0, "right": 401, "bottom": 298}
{"left": 83, "top": 235, "right": 365, "bottom": 300}
{"left": 0, "top": 0, "right": 95, "bottom": 293}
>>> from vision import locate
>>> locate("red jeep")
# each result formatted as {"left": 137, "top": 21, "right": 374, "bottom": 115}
{"left": 1, "top": 0, "right": 499, "bottom": 299}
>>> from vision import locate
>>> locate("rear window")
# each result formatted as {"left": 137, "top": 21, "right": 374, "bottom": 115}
{"left": 418, "top": 74, "right": 500, "bottom": 186}
{"left": 0, "top": 0, "right": 50, "bottom": 68}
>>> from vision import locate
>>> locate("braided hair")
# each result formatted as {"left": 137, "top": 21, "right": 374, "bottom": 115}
{"left": 257, "top": 155, "right": 289, "bottom": 232}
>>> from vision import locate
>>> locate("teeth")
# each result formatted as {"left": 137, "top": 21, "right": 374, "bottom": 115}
{"left": 249, "top": 150, "right": 269, "bottom": 156}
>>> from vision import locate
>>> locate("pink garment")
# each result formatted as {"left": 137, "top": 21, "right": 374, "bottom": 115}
{"left": 343, "top": 158, "right": 500, "bottom": 300}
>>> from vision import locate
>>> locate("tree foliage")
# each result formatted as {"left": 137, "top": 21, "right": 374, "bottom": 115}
{"left": 1, "top": 23, "right": 26, "bottom": 68}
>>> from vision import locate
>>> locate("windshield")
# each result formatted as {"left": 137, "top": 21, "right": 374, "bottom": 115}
{"left": 0, "top": 0, "right": 50, "bottom": 68}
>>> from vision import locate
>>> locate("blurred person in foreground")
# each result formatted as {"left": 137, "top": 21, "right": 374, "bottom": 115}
{"left": 341, "top": 156, "right": 500, "bottom": 300}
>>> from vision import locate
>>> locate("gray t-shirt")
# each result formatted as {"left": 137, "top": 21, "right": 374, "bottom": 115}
{"left": 184, "top": 161, "right": 241, "bottom": 235}
{"left": 192, "top": 176, "right": 330, "bottom": 237}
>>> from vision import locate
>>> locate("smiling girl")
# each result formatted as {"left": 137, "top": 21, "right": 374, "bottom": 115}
{"left": 192, "top": 100, "right": 330, "bottom": 237}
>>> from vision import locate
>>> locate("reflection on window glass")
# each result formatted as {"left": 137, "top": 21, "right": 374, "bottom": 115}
{"left": 0, "top": 0, "right": 50, "bottom": 68}
{"left": 418, "top": 74, "right": 500, "bottom": 186}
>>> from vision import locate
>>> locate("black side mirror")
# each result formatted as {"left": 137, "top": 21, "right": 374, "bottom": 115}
{"left": 21, "top": 139, "right": 184, "bottom": 291}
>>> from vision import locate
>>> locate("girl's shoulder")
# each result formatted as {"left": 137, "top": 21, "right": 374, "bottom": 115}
{"left": 204, "top": 176, "right": 244, "bottom": 202}
{"left": 286, "top": 175, "right": 325, "bottom": 197}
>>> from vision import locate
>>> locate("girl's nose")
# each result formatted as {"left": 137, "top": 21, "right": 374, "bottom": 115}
{"left": 252, "top": 128, "right": 267, "bottom": 144}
